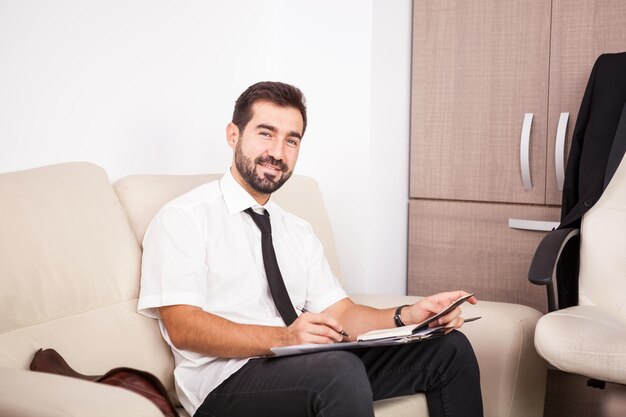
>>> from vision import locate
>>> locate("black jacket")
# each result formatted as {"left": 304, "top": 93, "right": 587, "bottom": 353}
{"left": 557, "top": 52, "right": 626, "bottom": 308}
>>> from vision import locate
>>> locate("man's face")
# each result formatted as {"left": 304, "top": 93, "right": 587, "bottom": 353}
{"left": 228, "top": 100, "right": 304, "bottom": 202}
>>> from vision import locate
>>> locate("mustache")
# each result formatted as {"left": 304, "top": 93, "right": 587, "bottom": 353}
{"left": 255, "top": 155, "right": 288, "bottom": 172}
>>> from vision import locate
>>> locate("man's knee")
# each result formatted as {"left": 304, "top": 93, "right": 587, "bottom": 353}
{"left": 448, "top": 331, "right": 477, "bottom": 358}
{"left": 438, "top": 331, "right": 480, "bottom": 377}
{"left": 304, "top": 351, "right": 374, "bottom": 416}
{"left": 309, "top": 351, "right": 371, "bottom": 390}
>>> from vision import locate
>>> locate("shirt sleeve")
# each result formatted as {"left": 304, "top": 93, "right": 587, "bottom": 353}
{"left": 303, "top": 224, "right": 348, "bottom": 313}
{"left": 137, "top": 205, "right": 208, "bottom": 318}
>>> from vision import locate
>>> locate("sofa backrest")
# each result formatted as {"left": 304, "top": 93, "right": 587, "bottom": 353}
{"left": 0, "top": 162, "right": 343, "bottom": 398}
{"left": 113, "top": 173, "right": 343, "bottom": 282}
{"left": 0, "top": 162, "right": 175, "bottom": 388}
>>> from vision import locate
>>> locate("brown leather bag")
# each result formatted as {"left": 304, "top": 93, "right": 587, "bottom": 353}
{"left": 30, "top": 348, "right": 180, "bottom": 417}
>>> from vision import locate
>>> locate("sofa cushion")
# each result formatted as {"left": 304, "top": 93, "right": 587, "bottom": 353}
{"left": 0, "top": 367, "right": 163, "bottom": 417}
{"left": 0, "top": 163, "right": 173, "bottom": 387}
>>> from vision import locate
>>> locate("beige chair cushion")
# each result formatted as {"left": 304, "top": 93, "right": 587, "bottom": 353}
{"left": 534, "top": 305, "right": 626, "bottom": 384}
{"left": 0, "top": 162, "right": 173, "bottom": 387}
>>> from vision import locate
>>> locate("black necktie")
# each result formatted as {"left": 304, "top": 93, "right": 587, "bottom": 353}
{"left": 244, "top": 208, "right": 298, "bottom": 325}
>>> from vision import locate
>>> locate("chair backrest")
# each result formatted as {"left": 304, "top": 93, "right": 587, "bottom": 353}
{"left": 113, "top": 173, "right": 343, "bottom": 283}
{"left": 556, "top": 53, "right": 626, "bottom": 310}
{"left": 578, "top": 153, "right": 626, "bottom": 322}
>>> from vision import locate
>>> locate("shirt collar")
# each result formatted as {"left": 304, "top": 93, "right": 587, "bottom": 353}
{"left": 220, "top": 168, "right": 276, "bottom": 216}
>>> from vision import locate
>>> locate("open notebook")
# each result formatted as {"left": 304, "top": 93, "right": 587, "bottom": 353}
{"left": 271, "top": 293, "right": 479, "bottom": 357}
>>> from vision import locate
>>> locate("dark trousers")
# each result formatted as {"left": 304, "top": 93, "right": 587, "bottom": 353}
{"left": 194, "top": 331, "right": 483, "bottom": 417}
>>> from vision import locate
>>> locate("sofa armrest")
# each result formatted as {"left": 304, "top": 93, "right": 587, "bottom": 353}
{"left": 0, "top": 367, "right": 163, "bottom": 417}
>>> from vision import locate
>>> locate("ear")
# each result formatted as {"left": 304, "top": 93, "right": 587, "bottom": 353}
{"left": 226, "top": 122, "right": 239, "bottom": 150}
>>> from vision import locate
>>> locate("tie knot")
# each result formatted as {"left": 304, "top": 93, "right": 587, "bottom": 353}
{"left": 244, "top": 208, "right": 271, "bottom": 234}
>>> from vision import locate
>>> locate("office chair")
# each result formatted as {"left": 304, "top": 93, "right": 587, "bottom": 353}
{"left": 528, "top": 52, "right": 626, "bottom": 387}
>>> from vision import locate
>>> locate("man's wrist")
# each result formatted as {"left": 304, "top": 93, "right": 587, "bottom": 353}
{"left": 393, "top": 305, "right": 410, "bottom": 327}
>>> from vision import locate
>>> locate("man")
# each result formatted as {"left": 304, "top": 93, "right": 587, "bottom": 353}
{"left": 138, "top": 81, "right": 483, "bottom": 417}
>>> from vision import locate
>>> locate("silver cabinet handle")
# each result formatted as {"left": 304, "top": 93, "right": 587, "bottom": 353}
{"left": 520, "top": 113, "right": 533, "bottom": 190}
{"left": 555, "top": 112, "right": 569, "bottom": 191}
{"left": 508, "top": 218, "right": 560, "bottom": 232}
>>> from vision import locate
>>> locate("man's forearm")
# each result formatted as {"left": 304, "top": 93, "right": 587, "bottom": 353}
{"left": 160, "top": 305, "right": 285, "bottom": 358}
{"left": 323, "top": 299, "right": 398, "bottom": 340}
{"left": 326, "top": 292, "right": 476, "bottom": 340}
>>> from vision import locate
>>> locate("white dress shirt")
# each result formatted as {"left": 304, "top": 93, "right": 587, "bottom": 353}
{"left": 138, "top": 170, "right": 347, "bottom": 415}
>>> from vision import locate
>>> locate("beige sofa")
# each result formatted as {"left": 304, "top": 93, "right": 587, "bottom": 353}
{"left": 0, "top": 162, "right": 546, "bottom": 417}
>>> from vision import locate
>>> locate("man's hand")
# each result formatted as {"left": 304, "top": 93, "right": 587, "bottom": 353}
{"left": 403, "top": 291, "right": 478, "bottom": 330}
{"left": 282, "top": 312, "right": 347, "bottom": 346}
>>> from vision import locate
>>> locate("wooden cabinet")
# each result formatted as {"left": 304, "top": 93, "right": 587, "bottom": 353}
{"left": 411, "top": 0, "right": 551, "bottom": 205}
{"left": 546, "top": 0, "right": 626, "bottom": 204}
{"left": 411, "top": 0, "right": 626, "bottom": 206}
{"left": 409, "top": 0, "right": 626, "bottom": 314}
{"left": 408, "top": 200, "right": 560, "bottom": 312}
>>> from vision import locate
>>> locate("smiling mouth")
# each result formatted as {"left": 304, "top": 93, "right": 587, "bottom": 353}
{"left": 255, "top": 156, "right": 288, "bottom": 179}
{"left": 257, "top": 164, "right": 283, "bottom": 181}
{"left": 260, "top": 163, "right": 282, "bottom": 173}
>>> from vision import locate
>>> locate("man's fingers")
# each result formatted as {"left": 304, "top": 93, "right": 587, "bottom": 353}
{"left": 438, "top": 307, "right": 462, "bottom": 326}
{"left": 418, "top": 297, "right": 466, "bottom": 327}
{"left": 299, "top": 312, "right": 345, "bottom": 335}
{"left": 418, "top": 298, "right": 447, "bottom": 315}
{"left": 294, "top": 313, "right": 345, "bottom": 343}
{"left": 444, "top": 290, "right": 478, "bottom": 305}
{"left": 299, "top": 333, "right": 338, "bottom": 345}
{"left": 444, "top": 316, "right": 464, "bottom": 330}
{"left": 310, "top": 323, "right": 344, "bottom": 342}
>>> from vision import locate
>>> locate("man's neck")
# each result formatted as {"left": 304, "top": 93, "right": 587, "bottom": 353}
{"left": 230, "top": 166, "right": 270, "bottom": 205}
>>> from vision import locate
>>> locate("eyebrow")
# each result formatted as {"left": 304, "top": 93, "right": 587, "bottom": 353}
{"left": 256, "top": 123, "right": 302, "bottom": 140}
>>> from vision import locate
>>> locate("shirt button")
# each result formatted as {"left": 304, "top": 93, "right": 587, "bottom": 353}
{"left": 584, "top": 200, "right": 593, "bottom": 208}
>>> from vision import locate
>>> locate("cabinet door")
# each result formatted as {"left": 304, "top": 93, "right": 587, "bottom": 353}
{"left": 546, "top": 0, "right": 626, "bottom": 205}
{"left": 408, "top": 200, "right": 561, "bottom": 313}
{"left": 410, "top": 0, "right": 551, "bottom": 204}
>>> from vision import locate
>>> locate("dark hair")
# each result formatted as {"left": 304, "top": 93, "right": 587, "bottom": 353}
{"left": 232, "top": 81, "right": 308, "bottom": 135}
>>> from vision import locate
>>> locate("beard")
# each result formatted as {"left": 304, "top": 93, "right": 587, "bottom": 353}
{"left": 234, "top": 141, "right": 293, "bottom": 194}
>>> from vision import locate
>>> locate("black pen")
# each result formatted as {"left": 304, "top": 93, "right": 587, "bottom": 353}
{"left": 297, "top": 306, "right": 350, "bottom": 338}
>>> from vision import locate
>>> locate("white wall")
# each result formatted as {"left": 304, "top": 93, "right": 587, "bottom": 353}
{"left": 0, "top": 0, "right": 411, "bottom": 295}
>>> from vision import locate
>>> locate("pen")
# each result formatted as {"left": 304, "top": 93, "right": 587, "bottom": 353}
{"left": 297, "top": 306, "right": 350, "bottom": 338}
{"left": 463, "top": 316, "right": 481, "bottom": 323}
{"left": 440, "top": 316, "right": 482, "bottom": 331}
